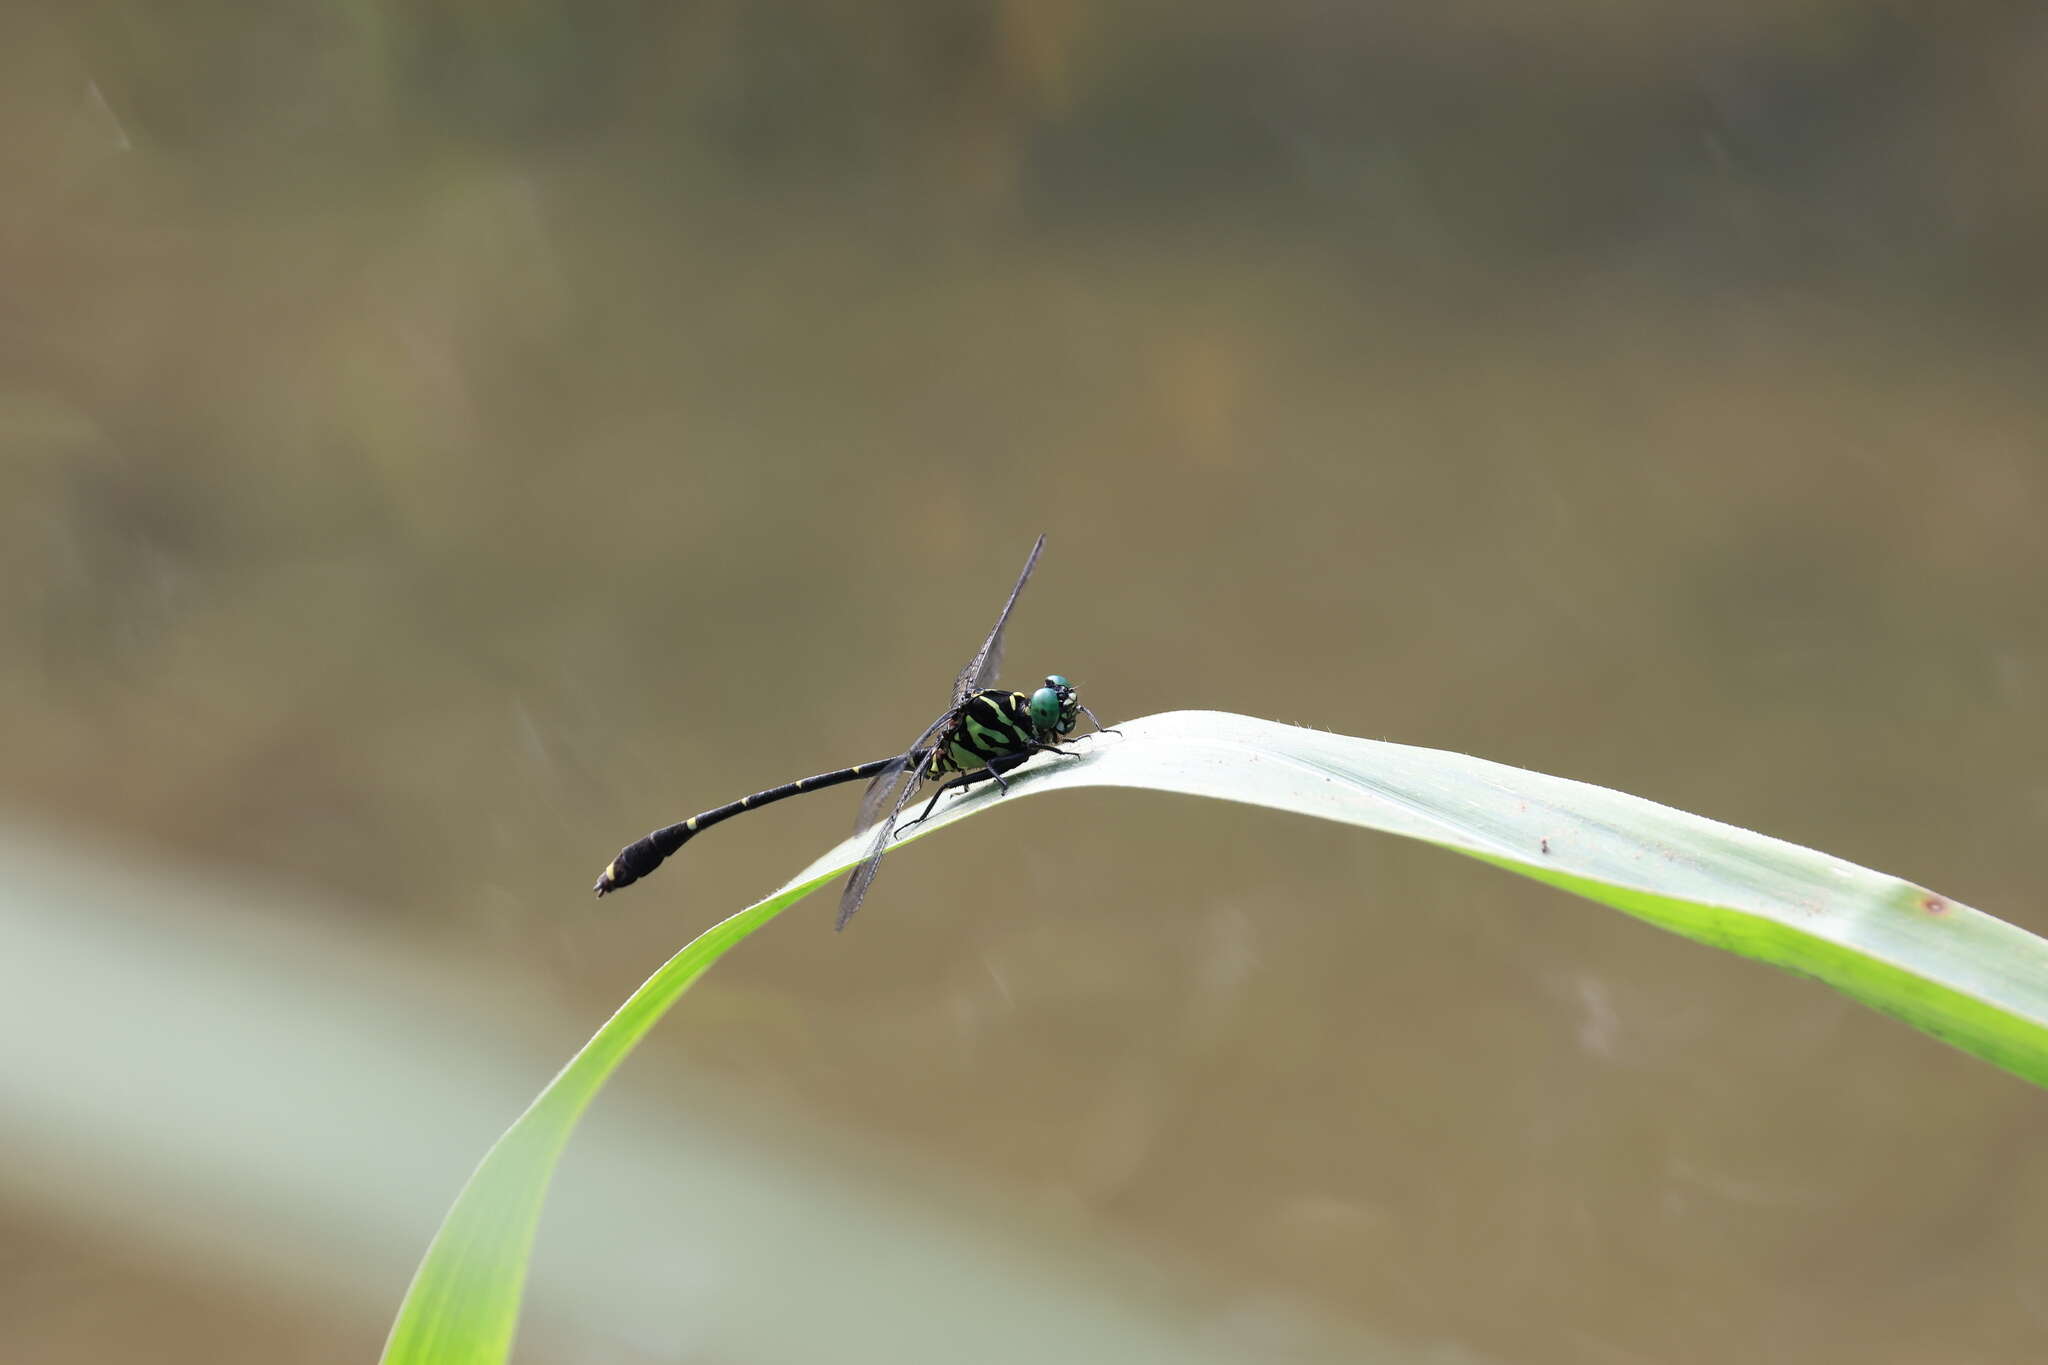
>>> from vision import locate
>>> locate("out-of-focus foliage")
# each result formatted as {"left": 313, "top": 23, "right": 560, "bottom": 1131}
{"left": 7, "top": 2, "right": 2046, "bottom": 918}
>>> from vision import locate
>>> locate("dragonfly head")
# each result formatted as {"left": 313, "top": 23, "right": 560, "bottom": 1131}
{"left": 1029, "top": 675, "right": 1080, "bottom": 739}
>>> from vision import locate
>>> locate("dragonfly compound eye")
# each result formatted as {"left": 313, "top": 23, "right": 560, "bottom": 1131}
{"left": 1028, "top": 686, "right": 1063, "bottom": 735}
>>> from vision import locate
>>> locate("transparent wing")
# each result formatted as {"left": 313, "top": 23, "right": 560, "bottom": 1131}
{"left": 852, "top": 713, "right": 947, "bottom": 835}
{"left": 836, "top": 747, "right": 938, "bottom": 930}
{"left": 852, "top": 754, "right": 913, "bottom": 837}
{"left": 952, "top": 534, "right": 1045, "bottom": 704}
{"left": 853, "top": 534, "right": 1039, "bottom": 833}
{"left": 840, "top": 533, "right": 1043, "bottom": 928}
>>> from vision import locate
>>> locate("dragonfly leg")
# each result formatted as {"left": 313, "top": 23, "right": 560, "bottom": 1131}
{"left": 898, "top": 752, "right": 1032, "bottom": 835}
{"left": 1078, "top": 704, "right": 1121, "bottom": 737}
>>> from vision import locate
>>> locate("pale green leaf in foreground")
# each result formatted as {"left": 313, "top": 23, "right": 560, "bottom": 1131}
{"left": 383, "top": 709, "right": 2048, "bottom": 1364}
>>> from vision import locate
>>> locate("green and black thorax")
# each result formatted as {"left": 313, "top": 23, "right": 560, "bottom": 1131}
{"left": 930, "top": 674, "right": 1083, "bottom": 776}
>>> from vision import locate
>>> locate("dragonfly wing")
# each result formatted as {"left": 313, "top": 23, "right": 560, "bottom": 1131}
{"left": 837, "top": 747, "right": 936, "bottom": 930}
{"left": 840, "top": 532, "right": 1044, "bottom": 928}
{"left": 853, "top": 704, "right": 951, "bottom": 835}
{"left": 852, "top": 754, "right": 913, "bottom": 836}
{"left": 952, "top": 534, "right": 1044, "bottom": 703}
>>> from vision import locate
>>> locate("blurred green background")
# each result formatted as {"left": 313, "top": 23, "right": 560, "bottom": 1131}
{"left": 4, "top": 3, "right": 2046, "bottom": 1362}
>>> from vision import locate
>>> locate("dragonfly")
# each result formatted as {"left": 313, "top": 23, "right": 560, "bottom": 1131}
{"left": 593, "top": 535, "right": 1114, "bottom": 929}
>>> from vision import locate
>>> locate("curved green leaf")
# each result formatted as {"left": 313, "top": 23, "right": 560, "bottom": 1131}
{"left": 383, "top": 709, "right": 2048, "bottom": 1364}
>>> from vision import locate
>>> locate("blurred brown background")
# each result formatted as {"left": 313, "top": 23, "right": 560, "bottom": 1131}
{"left": 4, "top": 3, "right": 2046, "bottom": 1362}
